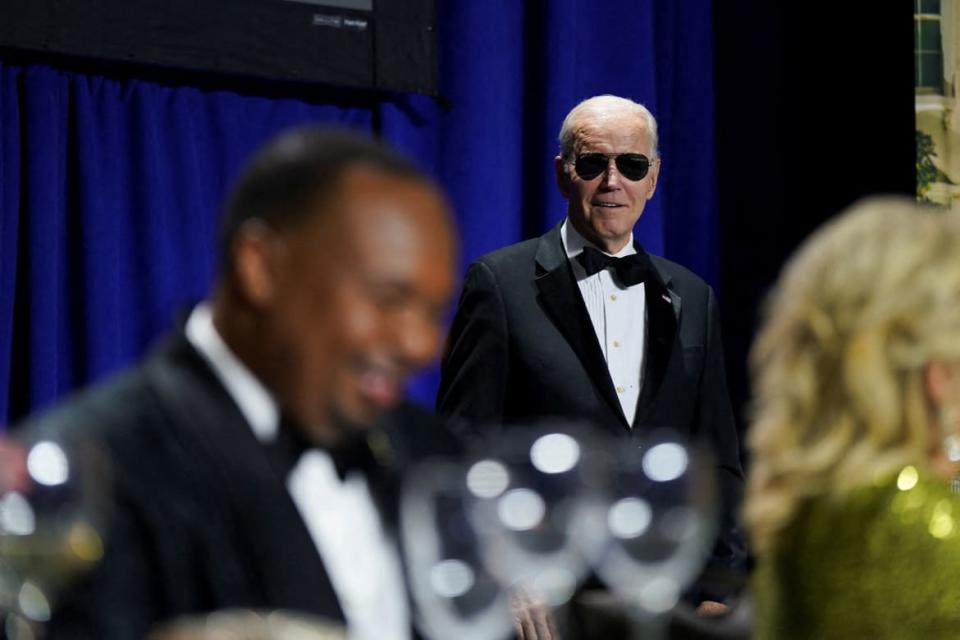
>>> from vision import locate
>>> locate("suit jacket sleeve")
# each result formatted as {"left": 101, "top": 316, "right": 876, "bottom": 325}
{"left": 437, "top": 260, "right": 510, "bottom": 430}
{"left": 696, "top": 286, "right": 748, "bottom": 587}
{"left": 48, "top": 483, "right": 160, "bottom": 639}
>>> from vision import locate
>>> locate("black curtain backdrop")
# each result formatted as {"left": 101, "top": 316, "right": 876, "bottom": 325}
{"left": 0, "top": 0, "right": 723, "bottom": 423}
{"left": 714, "top": 2, "right": 916, "bottom": 442}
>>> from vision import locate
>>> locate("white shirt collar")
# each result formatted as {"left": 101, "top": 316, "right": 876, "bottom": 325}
{"left": 561, "top": 218, "right": 637, "bottom": 260}
{"left": 184, "top": 303, "right": 279, "bottom": 443}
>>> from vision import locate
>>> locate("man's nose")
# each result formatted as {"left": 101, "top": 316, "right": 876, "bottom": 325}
{"left": 600, "top": 158, "right": 621, "bottom": 187}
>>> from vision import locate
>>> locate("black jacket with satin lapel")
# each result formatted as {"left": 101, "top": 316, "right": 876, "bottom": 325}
{"left": 437, "top": 223, "right": 747, "bottom": 592}
{"left": 25, "top": 333, "right": 344, "bottom": 639}
{"left": 144, "top": 336, "right": 345, "bottom": 618}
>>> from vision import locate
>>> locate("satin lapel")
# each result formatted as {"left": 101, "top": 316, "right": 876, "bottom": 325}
{"left": 145, "top": 335, "right": 346, "bottom": 622}
{"left": 534, "top": 227, "right": 629, "bottom": 430}
{"left": 634, "top": 255, "right": 681, "bottom": 426}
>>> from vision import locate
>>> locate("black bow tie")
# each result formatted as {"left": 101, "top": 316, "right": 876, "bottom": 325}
{"left": 267, "top": 415, "right": 380, "bottom": 482}
{"left": 577, "top": 246, "right": 649, "bottom": 286}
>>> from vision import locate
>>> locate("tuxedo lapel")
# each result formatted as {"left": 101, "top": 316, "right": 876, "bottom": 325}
{"left": 533, "top": 226, "right": 629, "bottom": 430}
{"left": 144, "top": 335, "right": 346, "bottom": 622}
{"left": 633, "top": 253, "right": 681, "bottom": 426}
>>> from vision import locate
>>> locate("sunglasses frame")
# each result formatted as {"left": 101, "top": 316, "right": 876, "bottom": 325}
{"left": 571, "top": 152, "right": 653, "bottom": 182}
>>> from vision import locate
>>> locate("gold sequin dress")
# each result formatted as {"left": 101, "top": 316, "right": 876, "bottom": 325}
{"left": 753, "top": 467, "right": 960, "bottom": 639}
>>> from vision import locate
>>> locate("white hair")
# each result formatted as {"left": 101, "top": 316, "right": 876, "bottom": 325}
{"left": 557, "top": 95, "right": 659, "bottom": 160}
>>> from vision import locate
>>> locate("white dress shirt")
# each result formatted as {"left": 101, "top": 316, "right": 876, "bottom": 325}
{"left": 561, "top": 220, "right": 647, "bottom": 424}
{"left": 185, "top": 304, "right": 411, "bottom": 640}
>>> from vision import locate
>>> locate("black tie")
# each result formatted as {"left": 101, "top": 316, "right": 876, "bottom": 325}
{"left": 267, "top": 414, "right": 312, "bottom": 480}
{"left": 329, "top": 435, "right": 380, "bottom": 481}
{"left": 267, "top": 415, "right": 380, "bottom": 481}
{"left": 577, "top": 246, "right": 649, "bottom": 286}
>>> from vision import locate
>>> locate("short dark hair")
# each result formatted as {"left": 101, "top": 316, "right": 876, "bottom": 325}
{"left": 219, "top": 127, "right": 424, "bottom": 271}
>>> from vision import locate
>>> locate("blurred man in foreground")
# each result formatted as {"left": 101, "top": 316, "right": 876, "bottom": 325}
{"left": 13, "top": 128, "right": 458, "bottom": 638}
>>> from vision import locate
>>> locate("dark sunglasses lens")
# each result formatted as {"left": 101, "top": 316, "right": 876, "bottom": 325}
{"left": 574, "top": 154, "right": 608, "bottom": 180}
{"left": 615, "top": 154, "right": 650, "bottom": 181}
{"left": 574, "top": 153, "right": 650, "bottom": 181}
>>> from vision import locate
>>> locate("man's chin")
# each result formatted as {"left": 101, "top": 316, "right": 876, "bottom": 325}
{"left": 583, "top": 224, "right": 631, "bottom": 250}
{"left": 328, "top": 404, "right": 383, "bottom": 442}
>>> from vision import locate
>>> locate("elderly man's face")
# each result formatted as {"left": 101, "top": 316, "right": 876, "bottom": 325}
{"left": 265, "top": 167, "right": 456, "bottom": 444}
{"left": 555, "top": 109, "right": 659, "bottom": 254}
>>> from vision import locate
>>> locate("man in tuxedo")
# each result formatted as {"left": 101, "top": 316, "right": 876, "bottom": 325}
{"left": 437, "top": 95, "right": 747, "bottom": 609}
{"left": 17, "top": 128, "right": 459, "bottom": 638}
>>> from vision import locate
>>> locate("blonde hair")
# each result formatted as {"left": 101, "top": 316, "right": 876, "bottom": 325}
{"left": 745, "top": 197, "right": 960, "bottom": 554}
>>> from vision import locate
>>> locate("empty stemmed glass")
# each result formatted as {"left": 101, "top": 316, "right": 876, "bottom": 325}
{"left": 401, "top": 459, "right": 514, "bottom": 640}
{"left": 591, "top": 430, "right": 717, "bottom": 639}
{"left": 463, "top": 426, "right": 609, "bottom": 617}
{"left": 401, "top": 424, "right": 609, "bottom": 639}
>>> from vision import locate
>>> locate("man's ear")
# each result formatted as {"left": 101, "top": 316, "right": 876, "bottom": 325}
{"left": 645, "top": 158, "right": 661, "bottom": 201}
{"left": 231, "top": 220, "right": 284, "bottom": 308}
{"left": 925, "top": 360, "right": 959, "bottom": 408}
{"left": 555, "top": 155, "right": 571, "bottom": 199}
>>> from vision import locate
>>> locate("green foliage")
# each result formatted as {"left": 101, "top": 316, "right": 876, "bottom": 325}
{"left": 917, "top": 130, "right": 939, "bottom": 202}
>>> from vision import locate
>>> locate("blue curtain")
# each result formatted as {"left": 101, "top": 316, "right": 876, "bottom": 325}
{"left": 0, "top": 0, "right": 717, "bottom": 423}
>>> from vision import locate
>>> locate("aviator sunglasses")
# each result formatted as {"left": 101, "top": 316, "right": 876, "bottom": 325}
{"left": 573, "top": 153, "right": 652, "bottom": 181}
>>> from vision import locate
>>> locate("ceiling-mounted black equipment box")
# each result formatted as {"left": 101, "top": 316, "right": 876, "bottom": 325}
{"left": 0, "top": 0, "right": 437, "bottom": 95}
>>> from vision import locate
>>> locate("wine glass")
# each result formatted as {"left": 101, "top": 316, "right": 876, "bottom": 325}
{"left": 401, "top": 459, "right": 514, "bottom": 640}
{"left": 591, "top": 430, "right": 717, "bottom": 639}
{"left": 0, "top": 431, "right": 111, "bottom": 639}
{"left": 463, "top": 425, "right": 610, "bottom": 628}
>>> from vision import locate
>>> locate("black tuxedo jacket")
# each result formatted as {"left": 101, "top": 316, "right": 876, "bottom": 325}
{"left": 18, "top": 332, "right": 456, "bottom": 639}
{"left": 437, "top": 224, "right": 747, "bottom": 587}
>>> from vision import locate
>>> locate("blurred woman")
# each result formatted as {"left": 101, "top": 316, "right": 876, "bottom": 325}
{"left": 745, "top": 198, "right": 960, "bottom": 638}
